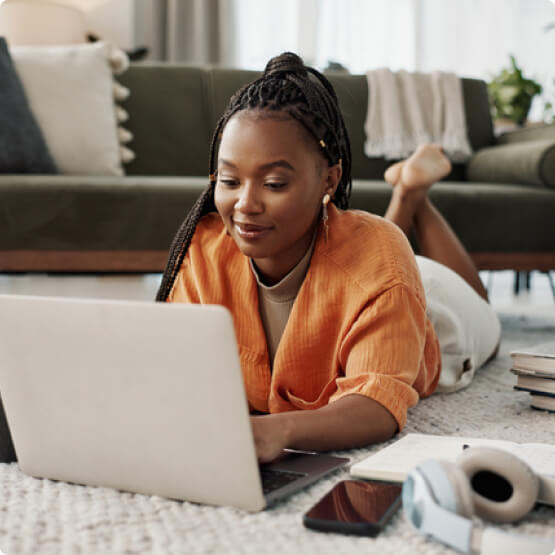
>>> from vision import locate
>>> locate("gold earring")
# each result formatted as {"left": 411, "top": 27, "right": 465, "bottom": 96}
{"left": 322, "top": 193, "right": 330, "bottom": 242}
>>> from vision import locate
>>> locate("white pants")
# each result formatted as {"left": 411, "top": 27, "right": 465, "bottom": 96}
{"left": 416, "top": 256, "right": 501, "bottom": 393}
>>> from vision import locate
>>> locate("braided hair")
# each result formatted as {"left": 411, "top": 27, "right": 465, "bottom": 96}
{"left": 156, "top": 52, "right": 352, "bottom": 301}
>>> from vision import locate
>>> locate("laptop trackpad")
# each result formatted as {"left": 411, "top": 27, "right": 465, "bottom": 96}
{"left": 265, "top": 449, "right": 349, "bottom": 474}
{"left": 260, "top": 449, "right": 349, "bottom": 502}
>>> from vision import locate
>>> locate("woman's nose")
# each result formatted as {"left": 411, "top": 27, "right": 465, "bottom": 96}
{"left": 235, "top": 183, "right": 262, "bottom": 213}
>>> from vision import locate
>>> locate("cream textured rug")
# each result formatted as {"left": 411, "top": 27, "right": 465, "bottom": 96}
{"left": 0, "top": 309, "right": 554, "bottom": 555}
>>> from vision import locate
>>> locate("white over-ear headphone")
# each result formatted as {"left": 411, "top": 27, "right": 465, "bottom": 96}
{"left": 403, "top": 446, "right": 555, "bottom": 554}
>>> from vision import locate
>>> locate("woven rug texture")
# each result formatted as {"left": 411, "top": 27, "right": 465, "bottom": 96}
{"left": 0, "top": 309, "right": 554, "bottom": 555}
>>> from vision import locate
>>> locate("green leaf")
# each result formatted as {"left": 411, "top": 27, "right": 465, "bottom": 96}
{"left": 487, "top": 54, "right": 543, "bottom": 124}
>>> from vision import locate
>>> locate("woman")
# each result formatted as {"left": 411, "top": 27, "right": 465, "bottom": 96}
{"left": 156, "top": 52, "right": 500, "bottom": 462}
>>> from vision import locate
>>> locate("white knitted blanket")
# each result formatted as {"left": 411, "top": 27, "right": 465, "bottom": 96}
{"left": 0, "top": 309, "right": 554, "bottom": 555}
{"left": 364, "top": 68, "right": 473, "bottom": 162}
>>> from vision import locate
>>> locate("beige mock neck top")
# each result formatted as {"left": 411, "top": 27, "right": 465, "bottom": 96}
{"left": 250, "top": 232, "right": 317, "bottom": 366}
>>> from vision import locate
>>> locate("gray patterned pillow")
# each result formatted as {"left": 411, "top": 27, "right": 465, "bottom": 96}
{"left": 0, "top": 37, "right": 56, "bottom": 173}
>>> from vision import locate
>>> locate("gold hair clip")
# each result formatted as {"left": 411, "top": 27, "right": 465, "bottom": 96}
{"left": 319, "top": 139, "right": 326, "bottom": 149}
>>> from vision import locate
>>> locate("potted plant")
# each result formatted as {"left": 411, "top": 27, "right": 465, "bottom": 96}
{"left": 488, "top": 55, "right": 543, "bottom": 126}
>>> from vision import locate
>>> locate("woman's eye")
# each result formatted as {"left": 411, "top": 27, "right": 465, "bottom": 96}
{"left": 219, "top": 179, "right": 239, "bottom": 187}
{"left": 265, "top": 182, "right": 287, "bottom": 190}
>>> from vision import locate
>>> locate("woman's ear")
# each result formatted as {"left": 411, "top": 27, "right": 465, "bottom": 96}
{"left": 324, "top": 161, "right": 342, "bottom": 198}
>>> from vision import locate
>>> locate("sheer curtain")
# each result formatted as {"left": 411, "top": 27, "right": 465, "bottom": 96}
{"left": 234, "top": 0, "right": 555, "bottom": 120}
{"left": 135, "top": 0, "right": 235, "bottom": 64}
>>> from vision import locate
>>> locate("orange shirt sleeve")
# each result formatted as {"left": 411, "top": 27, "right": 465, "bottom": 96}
{"left": 330, "top": 283, "right": 440, "bottom": 430}
{"left": 167, "top": 254, "right": 201, "bottom": 304}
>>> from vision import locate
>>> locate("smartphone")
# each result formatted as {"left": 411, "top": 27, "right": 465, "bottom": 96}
{"left": 303, "top": 479, "right": 402, "bottom": 536}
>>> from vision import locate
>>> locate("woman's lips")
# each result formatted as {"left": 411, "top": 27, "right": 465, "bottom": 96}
{"left": 233, "top": 221, "right": 271, "bottom": 239}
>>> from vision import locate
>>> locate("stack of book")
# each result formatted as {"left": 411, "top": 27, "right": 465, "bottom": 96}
{"left": 510, "top": 342, "right": 555, "bottom": 413}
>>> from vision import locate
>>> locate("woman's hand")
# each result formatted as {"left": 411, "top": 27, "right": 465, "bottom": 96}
{"left": 249, "top": 394, "right": 397, "bottom": 462}
{"left": 250, "top": 413, "right": 292, "bottom": 463}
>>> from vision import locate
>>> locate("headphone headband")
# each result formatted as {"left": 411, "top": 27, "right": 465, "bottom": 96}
{"left": 403, "top": 468, "right": 473, "bottom": 552}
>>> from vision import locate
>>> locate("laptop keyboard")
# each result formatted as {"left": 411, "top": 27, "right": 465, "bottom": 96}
{"left": 259, "top": 468, "right": 306, "bottom": 495}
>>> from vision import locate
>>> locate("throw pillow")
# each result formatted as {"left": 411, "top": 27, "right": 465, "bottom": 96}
{"left": 467, "top": 139, "right": 555, "bottom": 188}
{"left": 0, "top": 37, "right": 56, "bottom": 174}
{"left": 11, "top": 41, "right": 133, "bottom": 176}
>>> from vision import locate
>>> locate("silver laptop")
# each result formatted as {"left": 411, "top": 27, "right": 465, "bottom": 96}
{"left": 0, "top": 294, "right": 348, "bottom": 511}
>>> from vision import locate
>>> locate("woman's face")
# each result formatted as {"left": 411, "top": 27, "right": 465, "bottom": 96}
{"left": 214, "top": 111, "right": 341, "bottom": 284}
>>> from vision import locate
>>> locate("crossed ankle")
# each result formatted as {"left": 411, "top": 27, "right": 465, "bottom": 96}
{"left": 392, "top": 182, "right": 428, "bottom": 205}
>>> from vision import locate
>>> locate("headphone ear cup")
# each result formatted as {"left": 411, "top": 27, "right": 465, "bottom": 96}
{"left": 457, "top": 447, "right": 539, "bottom": 523}
{"left": 437, "top": 461, "right": 474, "bottom": 518}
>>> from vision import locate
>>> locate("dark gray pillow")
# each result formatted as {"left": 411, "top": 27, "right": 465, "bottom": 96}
{"left": 467, "top": 139, "right": 555, "bottom": 188}
{"left": 0, "top": 37, "right": 57, "bottom": 173}
{"left": 0, "top": 396, "right": 16, "bottom": 462}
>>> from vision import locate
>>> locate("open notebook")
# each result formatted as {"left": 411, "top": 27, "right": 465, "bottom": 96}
{"left": 350, "top": 433, "right": 555, "bottom": 506}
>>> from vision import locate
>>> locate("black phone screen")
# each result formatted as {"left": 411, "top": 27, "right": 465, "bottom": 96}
{"left": 303, "top": 480, "right": 402, "bottom": 535}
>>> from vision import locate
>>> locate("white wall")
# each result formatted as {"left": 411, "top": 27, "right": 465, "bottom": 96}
{"left": 82, "top": 0, "right": 168, "bottom": 60}
{"left": 415, "top": 0, "right": 555, "bottom": 120}
{"left": 83, "top": 0, "right": 135, "bottom": 50}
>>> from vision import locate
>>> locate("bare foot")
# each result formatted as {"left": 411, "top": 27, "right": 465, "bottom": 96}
{"left": 400, "top": 144, "right": 452, "bottom": 190}
{"left": 384, "top": 161, "right": 403, "bottom": 186}
{"left": 385, "top": 145, "right": 452, "bottom": 209}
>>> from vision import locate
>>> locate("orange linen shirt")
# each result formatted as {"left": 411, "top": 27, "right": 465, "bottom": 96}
{"left": 168, "top": 204, "right": 441, "bottom": 430}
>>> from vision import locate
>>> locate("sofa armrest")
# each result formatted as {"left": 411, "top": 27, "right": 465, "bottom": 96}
{"left": 466, "top": 139, "right": 555, "bottom": 188}
{"left": 495, "top": 123, "right": 555, "bottom": 145}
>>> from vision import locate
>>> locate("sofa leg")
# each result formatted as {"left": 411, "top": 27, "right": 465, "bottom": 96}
{"left": 546, "top": 271, "right": 555, "bottom": 303}
{"left": 513, "top": 271, "right": 520, "bottom": 295}
{"left": 513, "top": 271, "right": 532, "bottom": 295}
{"left": 485, "top": 271, "right": 494, "bottom": 297}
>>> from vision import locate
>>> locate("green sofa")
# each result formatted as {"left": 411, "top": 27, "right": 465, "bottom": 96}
{"left": 1, "top": 63, "right": 554, "bottom": 273}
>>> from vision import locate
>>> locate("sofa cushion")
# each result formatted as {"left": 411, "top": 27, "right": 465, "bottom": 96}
{"left": 123, "top": 64, "right": 493, "bottom": 182}
{"left": 11, "top": 41, "right": 130, "bottom": 176}
{"left": 496, "top": 123, "right": 555, "bottom": 145}
{"left": 0, "top": 175, "right": 206, "bottom": 250}
{"left": 2, "top": 176, "right": 555, "bottom": 256}
{"left": 0, "top": 37, "right": 56, "bottom": 174}
{"left": 350, "top": 180, "right": 555, "bottom": 253}
{"left": 118, "top": 65, "right": 211, "bottom": 178}
{"left": 467, "top": 140, "right": 555, "bottom": 188}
